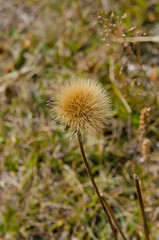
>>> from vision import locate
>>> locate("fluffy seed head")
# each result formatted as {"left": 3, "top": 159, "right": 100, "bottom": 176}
{"left": 52, "top": 79, "right": 112, "bottom": 134}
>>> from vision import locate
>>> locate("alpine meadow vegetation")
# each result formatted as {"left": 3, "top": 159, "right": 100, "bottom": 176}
{"left": 0, "top": 0, "right": 159, "bottom": 240}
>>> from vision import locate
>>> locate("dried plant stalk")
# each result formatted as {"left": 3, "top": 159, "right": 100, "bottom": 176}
{"left": 101, "top": 194, "right": 127, "bottom": 240}
{"left": 116, "top": 36, "right": 159, "bottom": 43}
{"left": 141, "top": 138, "right": 150, "bottom": 170}
{"left": 77, "top": 130, "right": 118, "bottom": 240}
{"left": 52, "top": 78, "right": 121, "bottom": 239}
{"left": 134, "top": 174, "right": 150, "bottom": 240}
{"left": 139, "top": 107, "right": 150, "bottom": 145}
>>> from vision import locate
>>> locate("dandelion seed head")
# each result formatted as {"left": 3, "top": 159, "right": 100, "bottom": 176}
{"left": 52, "top": 79, "right": 112, "bottom": 134}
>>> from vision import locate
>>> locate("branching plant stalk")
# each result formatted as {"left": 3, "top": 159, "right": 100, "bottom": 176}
{"left": 77, "top": 130, "right": 118, "bottom": 240}
{"left": 134, "top": 174, "right": 150, "bottom": 240}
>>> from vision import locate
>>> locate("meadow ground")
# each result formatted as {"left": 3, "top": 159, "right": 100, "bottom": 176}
{"left": 0, "top": 0, "right": 159, "bottom": 239}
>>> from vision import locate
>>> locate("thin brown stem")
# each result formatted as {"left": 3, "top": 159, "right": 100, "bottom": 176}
{"left": 100, "top": 194, "right": 118, "bottom": 240}
{"left": 134, "top": 174, "right": 150, "bottom": 240}
{"left": 77, "top": 130, "right": 118, "bottom": 240}
{"left": 101, "top": 194, "right": 127, "bottom": 240}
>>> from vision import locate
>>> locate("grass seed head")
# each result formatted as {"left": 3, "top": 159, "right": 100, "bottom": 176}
{"left": 52, "top": 79, "right": 112, "bottom": 134}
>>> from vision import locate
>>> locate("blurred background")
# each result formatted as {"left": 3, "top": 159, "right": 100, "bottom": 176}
{"left": 0, "top": 0, "right": 159, "bottom": 239}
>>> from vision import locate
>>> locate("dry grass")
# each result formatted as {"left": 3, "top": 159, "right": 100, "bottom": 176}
{"left": 0, "top": 0, "right": 159, "bottom": 239}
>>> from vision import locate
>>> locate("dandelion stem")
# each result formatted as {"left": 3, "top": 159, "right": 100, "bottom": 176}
{"left": 77, "top": 130, "right": 118, "bottom": 240}
{"left": 134, "top": 174, "right": 150, "bottom": 240}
